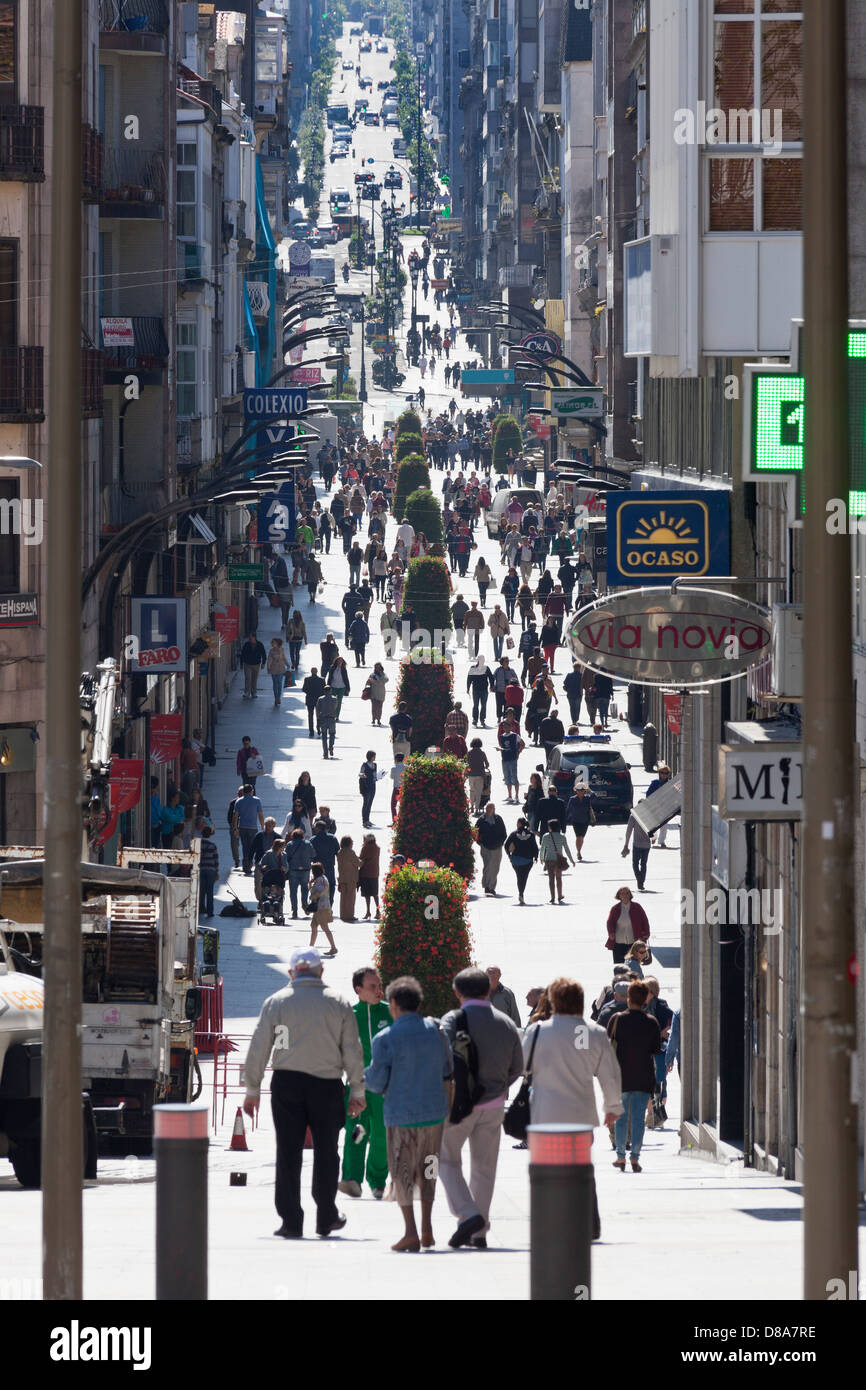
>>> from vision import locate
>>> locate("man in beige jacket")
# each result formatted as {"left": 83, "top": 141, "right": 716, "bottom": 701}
{"left": 243, "top": 948, "right": 365, "bottom": 1239}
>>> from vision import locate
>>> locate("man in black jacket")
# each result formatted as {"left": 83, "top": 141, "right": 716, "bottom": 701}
{"left": 342, "top": 585, "right": 364, "bottom": 642}
{"left": 539, "top": 711, "right": 565, "bottom": 759}
{"left": 536, "top": 787, "right": 566, "bottom": 836}
{"left": 310, "top": 820, "right": 340, "bottom": 903}
{"left": 466, "top": 657, "right": 494, "bottom": 726}
{"left": 475, "top": 803, "right": 507, "bottom": 895}
{"left": 302, "top": 668, "right": 327, "bottom": 737}
{"left": 240, "top": 631, "right": 267, "bottom": 699}
{"left": 563, "top": 660, "right": 584, "bottom": 724}
{"left": 608, "top": 981, "right": 661, "bottom": 1173}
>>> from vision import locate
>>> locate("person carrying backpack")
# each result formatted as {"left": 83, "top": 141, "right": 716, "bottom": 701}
{"left": 438, "top": 967, "right": 524, "bottom": 1249}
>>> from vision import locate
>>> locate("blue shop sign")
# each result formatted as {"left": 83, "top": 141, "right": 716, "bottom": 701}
{"left": 606, "top": 490, "right": 730, "bottom": 587}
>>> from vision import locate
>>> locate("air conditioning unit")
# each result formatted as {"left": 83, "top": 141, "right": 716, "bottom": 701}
{"left": 772, "top": 603, "right": 803, "bottom": 699}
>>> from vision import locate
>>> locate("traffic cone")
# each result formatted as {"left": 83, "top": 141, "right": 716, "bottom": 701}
{"left": 304, "top": 1126, "right": 313, "bottom": 1149}
{"left": 229, "top": 1107, "right": 249, "bottom": 1152}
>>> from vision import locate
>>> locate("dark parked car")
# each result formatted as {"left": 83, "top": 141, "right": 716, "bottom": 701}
{"left": 540, "top": 736, "right": 633, "bottom": 821}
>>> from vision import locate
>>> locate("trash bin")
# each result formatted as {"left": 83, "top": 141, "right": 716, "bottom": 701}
{"left": 642, "top": 721, "right": 658, "bottom": 772}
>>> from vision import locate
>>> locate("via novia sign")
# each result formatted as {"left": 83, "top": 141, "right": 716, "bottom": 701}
{"left": 567, "top": 587, "right": 771, "bottom": 686}
{"left": 243, "top": 388, "right": 308, "bottom": 419}
{"left": 519, "top": 330, "right": 561, "bottom": 358}
{"left": 606, "top": 490, "right": 730, "bottom": 587}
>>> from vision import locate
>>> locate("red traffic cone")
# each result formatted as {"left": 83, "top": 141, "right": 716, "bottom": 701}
{"left": 304, "top": 1126, "right": 313, "bottom": 1149}
{"left": 229, "top": 1107, "right": 249, "bottom": 1152}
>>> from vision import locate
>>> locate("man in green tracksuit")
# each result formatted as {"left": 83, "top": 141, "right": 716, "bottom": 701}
{"left": 338, "top": 966, "right": 391, "bottom": 1198}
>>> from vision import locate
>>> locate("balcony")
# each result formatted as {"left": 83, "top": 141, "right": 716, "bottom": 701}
{"left": 177, "top": 416, "right": 203, "bottom": 470}
{"left": 99, "top": 0, "right": 169, "bottom": 53}
{"left": 178, "top": 78, "right": 222, "bottom": 122}
{"left": 80, "top": 124, "right": 104, "bottom": 202}
{"left": 246, "top": 281, "right": 270, "bottom": 322}
{"left": 498, "top": 263, "right": 535, "bottom": 289}
{"left": 0, "top": 105, "right": 45, "bottom": 182}
{"left": 82, "top": 348, "right": 105, "bottom": 417}
{"left": 101, "top": 479, "right": 168, "bottom": 532}
{"left": 100, "top": 146, "right": 166, "bottom": 217}
{"left": 0, "top": 347, "right": 44, "bottom": 422}
{"left": 101, "top": 315, "right": 169, "bottom": 383}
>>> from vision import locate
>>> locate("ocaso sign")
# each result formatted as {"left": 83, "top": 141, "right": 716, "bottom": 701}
{"left": 568, "top": 588, "right": 771, "bottom": 686}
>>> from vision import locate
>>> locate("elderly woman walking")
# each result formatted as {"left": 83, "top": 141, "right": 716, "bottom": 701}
{"left": 337, "top": 834, "right": 361, "bottom": 922}
{"left": 358, "top": 833, "right": 381, "bottom": 919}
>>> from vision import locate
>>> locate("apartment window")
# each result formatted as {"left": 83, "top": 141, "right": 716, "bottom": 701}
{"left": 176, "top": 140, "right": 198, "bottom": 240}
{"left": 0, "top": 480, "right": 19, "bottom": 594}
{"left": 0, "top": 2, "right": 16, "bottom": 104}
{"left": 0, "top": 239, "right": 16, "bottom": 349}
{"left": 176, "top": 320, "right": 197, "bottom": 417}
{"left": 709, "top": 0, "right": 802, "bottom": 232}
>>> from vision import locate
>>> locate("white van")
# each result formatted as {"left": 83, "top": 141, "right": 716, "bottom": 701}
{"left": 486, "top": 487, "right": 545, "bottom": 537}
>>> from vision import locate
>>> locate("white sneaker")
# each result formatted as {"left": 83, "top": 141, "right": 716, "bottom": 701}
{"left": 338, "top": 1180, "right": 362, "bottom": 1198}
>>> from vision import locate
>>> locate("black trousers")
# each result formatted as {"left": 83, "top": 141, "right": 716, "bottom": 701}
{"left": 632, "top": 846, "right": 650, "bottom": 887}
{"left": 271, "top": 1070, "right": 345, "bottom": 1233}
{"left": 471, "top": 686, "right": 488, "bottom": 723}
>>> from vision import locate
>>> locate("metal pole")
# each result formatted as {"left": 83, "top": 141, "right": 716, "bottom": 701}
{"left": 154, "top": 1104, "right": 209, "bottom": 1300}
{"left": 527, "top": 1123, "right": 594, "bottom": 1300}
{"left": 359, "top": 301, "right": 368, "bottom": 403}
{"left": 416, "top": 55, "right": 423, "bottom": 224}
{"left": 42, "top": 0, "right": 84, "bottom": 1302}
{"left": 801, "top": 0, "right": 858, "bottom": 1299}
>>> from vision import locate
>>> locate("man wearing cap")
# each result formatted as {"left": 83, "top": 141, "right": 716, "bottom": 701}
{"left": 243, "top": 948, "right": 366, "bottom": 1240}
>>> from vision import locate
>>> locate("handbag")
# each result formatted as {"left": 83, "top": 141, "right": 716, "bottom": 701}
{"left": 503, "top": 1025, "right": 539, "bottom": 1141}
{"left": 361, "top": 685, "right": 372, "bottom": 701}
{"left": 505, "top": 636, "right": 515, "bottom": 650}
{"left": 246, "top": 755, "right": 265, "bottom": 776}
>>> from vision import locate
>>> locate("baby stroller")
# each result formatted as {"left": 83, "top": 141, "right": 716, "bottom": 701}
{"left": 258, "top": 874, "right": 286, "bottom": 926}
{"left": 481, "top": 768, "right": 492, "bottom": 804}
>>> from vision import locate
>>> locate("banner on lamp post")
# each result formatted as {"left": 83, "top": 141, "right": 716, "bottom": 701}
{"left": 663, "top": 693, "right": 683, "bottom": 735}
{"left": 150, "top": 714, "right": 182, "bottom": 764}
{"left": 96, "top": 757, "right": 144, "bottom": 846}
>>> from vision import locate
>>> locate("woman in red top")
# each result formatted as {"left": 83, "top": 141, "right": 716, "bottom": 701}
{"left": 605, "top": 886, "right": 651, "bottom": 964}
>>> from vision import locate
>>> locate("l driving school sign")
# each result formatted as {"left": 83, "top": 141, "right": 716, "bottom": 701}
{"left": 606, "top": 490, "right": 730, "bottom": 586}
{"left": 567, "top": 588, "right": 771, "bottom": 686}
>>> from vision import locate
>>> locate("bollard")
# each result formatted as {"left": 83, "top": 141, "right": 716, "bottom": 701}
{"left": 154, "top": 1102, "right": 209, "bottom": 1301}
{"left": 528, "top": 1123, "right": 594, "bottom": 1301}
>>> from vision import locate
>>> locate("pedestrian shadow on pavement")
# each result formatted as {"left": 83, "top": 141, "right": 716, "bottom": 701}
{"left": 647, "top": 946, "right": 680, "bottom": 969}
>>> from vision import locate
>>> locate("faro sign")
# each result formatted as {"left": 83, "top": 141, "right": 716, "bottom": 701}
{"left": 567, "top": 588, "right": 771, "bottom": 686}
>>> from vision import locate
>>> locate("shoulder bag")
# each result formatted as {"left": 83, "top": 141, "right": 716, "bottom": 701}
{"left": 437, "top": 1022, "right": 455, "bottom": 1114}
{"left": 503, "top": 1025, "right": 540, "bottom": 1142}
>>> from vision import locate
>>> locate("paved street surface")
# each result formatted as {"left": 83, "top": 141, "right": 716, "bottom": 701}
{"left": 0, "top": 25, "right": 850, "bottom": 1305}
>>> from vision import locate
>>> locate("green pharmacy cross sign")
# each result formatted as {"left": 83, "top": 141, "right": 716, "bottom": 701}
{"left": 744, "top": 331, "right": 866, "bottom": 516}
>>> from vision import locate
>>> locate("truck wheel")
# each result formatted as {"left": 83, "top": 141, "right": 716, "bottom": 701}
{"left": 10, "top": 1138, "right": 41, "bottom": 1188}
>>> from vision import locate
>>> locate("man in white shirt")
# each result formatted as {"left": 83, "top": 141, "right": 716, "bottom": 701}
{"left": 396, "top": 518, "right": 415, "bottom": 549}
{"left": 389, "top": 752, "right": 405, "bottom": 822}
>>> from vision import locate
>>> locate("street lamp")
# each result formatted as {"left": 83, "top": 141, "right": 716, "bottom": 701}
{"left": 408, "top": 261, "right": 419, "bottom": 365}
{"left": 359, "top": 299, "right": 368, "bottom": 403}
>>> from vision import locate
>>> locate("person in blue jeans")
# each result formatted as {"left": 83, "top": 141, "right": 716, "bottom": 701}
{"left": 233, "top": 784, "right": 264, "bottom": 874}
{"left": 285, "top": 828, "right": 314, "bottom": 916}
{"left": 606, "top": 981, "right": 661, "bottom": 1173}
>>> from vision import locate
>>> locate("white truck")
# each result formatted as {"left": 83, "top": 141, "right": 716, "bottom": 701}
{"left": 0, "top": 850, "right": 203, "bottom": 1159}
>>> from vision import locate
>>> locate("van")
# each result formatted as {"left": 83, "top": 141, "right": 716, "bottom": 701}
{"left": 486, "top": 487, "right": 544, "bottom": 537}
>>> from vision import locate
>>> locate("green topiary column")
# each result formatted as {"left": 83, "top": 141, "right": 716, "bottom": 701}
{"left": 492, "top": 413, "right": 523, "bottom": 473}
{"left": 375, "top": 864, "right": 474, "bottom": 1018}
{"left": 392, "top": 755, "right": 476, "bottom": 880}
{"left": 393, "top": 455, "right": 431, "bottom": 518}
{"left": 395, "top": 431, "right": 425, "bottom": 462}
{"left": 404, "top": 487, "right": 444, "bottom": 544}
{"left": 396, "top": 408, "right": 423, "bottom": 438}
{"left": 400, "top": 555, "right": 452, "bottom": 639}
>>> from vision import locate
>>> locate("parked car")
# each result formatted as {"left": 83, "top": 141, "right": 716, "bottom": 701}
{"left": 354, "top": 97, "right": 369, "bottom": 113}
{"left": 359, "top": 74, "right": 372, "bottom": 88}
{"left": 354, "top": 170, "right": 375, "bottom": 186}
{"left": 317, "top": 222, "right": 339, "bottom": 244}
{"left": 377, "top": 78, "right": 391, "bottom": 89}
{"left": 364, "top": 111, "right": 379, "bottom": 126}
{"left": 333, "top": 124, "right": 353, "bottom": 143}
{"left": 384, "top": 112, "right": 400, "bottom": 128}
{"left": 384, "top": 169, "right": 402, "bottom": 189}
{"left": 330, "top": 145, "right": 349, "bottom": 162}
{"left": 291, "top": 220, "right": 312, "bottom": 240}
{"left": 350, "top": 25, "right": 363, "bottom": 35}
{"left": 342, "top": 58, "right": 354, "bottom": 69}
{"left": 376, "top": 39, "right": 388, "bottom": 51}
{"left": 540, "top": 736, "right": 634, "bottom": 821}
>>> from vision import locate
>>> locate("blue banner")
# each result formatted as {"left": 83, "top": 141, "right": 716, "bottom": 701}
{"left": 243, "top": 387, "right": 308, "bottom": 419}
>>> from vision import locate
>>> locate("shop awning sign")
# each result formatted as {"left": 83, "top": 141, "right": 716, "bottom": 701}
{"left": 567, "top": 588, "right": 771, "bottom": 686}
{"left": 718, "top": 743, "right": 803, "bottom": 820}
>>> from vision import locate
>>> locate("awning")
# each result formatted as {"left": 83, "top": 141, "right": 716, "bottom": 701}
{"left": 189, "top": 512, "right": 217, "bottom": 543}
{"left": 631, "top": 773, "right": 682, "bottom": 835}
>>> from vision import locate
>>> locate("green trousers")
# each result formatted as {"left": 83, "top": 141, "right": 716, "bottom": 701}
{"left": 341, "top": 1088, "right": 388, "bottom": 1190}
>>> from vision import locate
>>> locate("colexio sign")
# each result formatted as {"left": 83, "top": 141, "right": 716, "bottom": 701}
{"left": 567, "top": 588, "right": 771, "bottom": 686}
